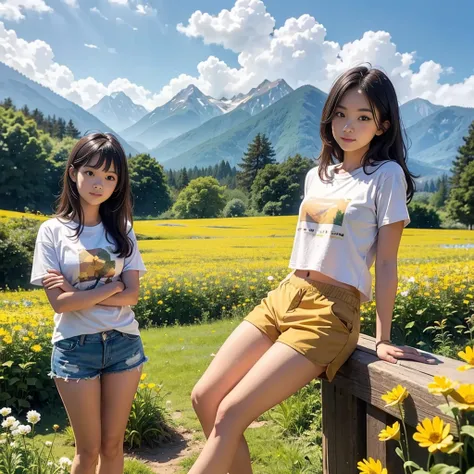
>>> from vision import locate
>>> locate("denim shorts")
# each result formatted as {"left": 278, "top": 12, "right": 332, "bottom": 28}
{"left": 50, "top": 330, "right": 148, "bottom": 381}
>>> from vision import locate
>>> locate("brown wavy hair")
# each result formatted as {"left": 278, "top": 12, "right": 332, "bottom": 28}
{"left": 318, "top": 65, "right": 416, "bottom": 202}
{"left": 55, "top": 132, "right": 134, "bottom": 258}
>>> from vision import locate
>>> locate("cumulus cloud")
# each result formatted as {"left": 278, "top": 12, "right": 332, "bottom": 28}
{"left": 1, "top": 0, "right": 473, "bottom": 112}
{"left": 0, "top": 0, "right": 52, "bottom": 22}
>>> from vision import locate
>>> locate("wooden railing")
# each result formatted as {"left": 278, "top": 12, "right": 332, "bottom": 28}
{"left": 322, "top": 334, "right": 472, "bottom": 473}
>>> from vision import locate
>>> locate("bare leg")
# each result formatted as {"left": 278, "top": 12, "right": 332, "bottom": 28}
{"left": 191, "top": 321, "right": 273, "bottom": 474}
{"left": 55, "top": 378, "right": 101, "bottom": 474}
{"left": 189, "top": 342, "right": 324, "bottom": 474}
{"left": 98, "top": 367, "right": 142, "bottom": 473}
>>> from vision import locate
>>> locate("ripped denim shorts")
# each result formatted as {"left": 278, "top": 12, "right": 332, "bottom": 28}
{"left": 50, "top": 330, "right": 148, "bottom": 381}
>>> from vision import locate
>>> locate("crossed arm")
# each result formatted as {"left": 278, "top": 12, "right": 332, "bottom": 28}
{"left": 42, "top": 269, "right": 140, "bottom": 313}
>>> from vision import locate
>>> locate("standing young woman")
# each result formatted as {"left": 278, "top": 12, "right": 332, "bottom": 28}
{"left": 30, "top": 133, "right": 147, "bottom": 474}
{"left": 189, "top": 66, "right": 435, "bottom": 474}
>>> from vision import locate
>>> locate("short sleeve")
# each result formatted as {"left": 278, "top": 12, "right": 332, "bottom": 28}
{"left": 123, "top": 228, "right": 147, "bottom": 278}
{"left": 304, "top": 167, "right": 317, "bottom": 197}
{"left": 376, "top": 168, "right": 411, "bottom": 229}
{"left": 30, "top": 223, "right": 61, "bottom": 286}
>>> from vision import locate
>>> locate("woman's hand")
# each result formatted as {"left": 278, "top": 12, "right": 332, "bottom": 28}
{"left": 42, "top": 269, "right": 77, "bottom": 293}
{"left": 376, "top": 342, "right": 436, "bottom": 364}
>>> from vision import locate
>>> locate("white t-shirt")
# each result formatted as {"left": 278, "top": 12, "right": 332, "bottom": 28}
{"left": 30, "top": 218, "right": 147, "bottom": 342}
{"left": 289, "top": 161, "right": 410, "bottom": 302}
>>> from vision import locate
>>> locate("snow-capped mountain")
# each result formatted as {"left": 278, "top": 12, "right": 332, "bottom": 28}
{"left": 88, "top": 92, "right": 148, "bottom": 133}
{"left": 122, "top": 85, "right": 224, "bottom": 149}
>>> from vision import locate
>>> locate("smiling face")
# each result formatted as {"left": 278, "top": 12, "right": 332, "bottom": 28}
{"left": 331, "top": 87, "right": 388, "bottom": 156}
{"left": 68, "top": 154, "right": 118, "bottom": 207}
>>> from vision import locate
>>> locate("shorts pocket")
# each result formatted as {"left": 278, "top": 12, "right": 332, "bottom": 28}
{"left": 329, "top": 300, "right": 354, "bottom": 333}
{"left": 121, "top": 332, "right": 140, "bottom": 340}
{"left": 54, "top": 336, "right": 79, "bottom": 352}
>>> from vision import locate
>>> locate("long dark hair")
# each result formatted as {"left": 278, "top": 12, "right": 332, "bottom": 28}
{"left": 55, "top": 132, "right": 134, "bottom": 258}
{"left": 318, "top": 65, "right": 416, "bottom": 202}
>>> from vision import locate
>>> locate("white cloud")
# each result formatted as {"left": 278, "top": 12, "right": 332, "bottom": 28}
{"left": 171, "top": 0, "right": 474, "bottom": 108}
{"left": 1, "top": 0, "right": 473, "bottom": 113}
{"left": 90, "top": 7, "right": 108, "bottom": 20}
{"left": 62, "top": 0, "right": 78, "bottom": 8}
{"left": 177, "top": 0, "right": 274, "bottom": 53}
{"left": 84, "top": 43, "right": 98, "bottom": 49}
{"left": 108, "top": 0, "right": 128, "bottom": 5}
{"left": 108, "top": 47, "right": 117, "bottom": 54}
{"left": 0, "top": 0, "right": 52, "bottom": 22}
{"left": 135, "top": 4, "right": 156, "bottom": 16}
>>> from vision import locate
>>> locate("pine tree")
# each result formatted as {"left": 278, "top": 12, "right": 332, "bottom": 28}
{"left": 430, "top": 174, "right": 449, "bottom": 209}
{"left": 177, "top": 168, "right": 190, "bottom": 190}
{"left": 446, "top": 121, "right": 474, "bottom": 229}
{"left": 65, "top": 119, "right": 81, "bottom": 139}
{"left": 237, "top": 133, "right": 276, "bottom": 191}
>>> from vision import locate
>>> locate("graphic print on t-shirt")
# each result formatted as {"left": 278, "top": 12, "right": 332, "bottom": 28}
{"left": 78, "top": 247, "right": 116, "bottom": 289}
{"left": 301, "top": 198, "right": 351, "bottom": 225}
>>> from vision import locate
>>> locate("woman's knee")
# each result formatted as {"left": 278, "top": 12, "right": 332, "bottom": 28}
{"left": 191, "top": 381, "right": 217, "bottom": 414}
{"left": 100, "top": 436, "right": 123, "bottom": 459}
{"left": 214, "top": 397, "right": 246, "bottom": 435}
{"left": 76, "top": 445, "right": 100, "bottom": 467}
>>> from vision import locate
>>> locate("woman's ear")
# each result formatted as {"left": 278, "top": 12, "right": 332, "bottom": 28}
{"left": 376, "top": 120, "right": 391, "bottom": 136}
{"left": 68, "top": 166, "right": 77, "bottom": 183}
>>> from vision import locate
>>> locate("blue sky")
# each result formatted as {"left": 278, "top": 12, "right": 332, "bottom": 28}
{"left": 1, "top": 0, "right": 473, "bottom": 110}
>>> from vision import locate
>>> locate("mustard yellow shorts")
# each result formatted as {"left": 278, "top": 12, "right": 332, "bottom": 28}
{"left": 244, "top": 274, "right": 361, "bottom": 382}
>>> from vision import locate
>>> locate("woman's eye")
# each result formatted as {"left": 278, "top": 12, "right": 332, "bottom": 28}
{"left": 85, "top": 171, "right": 93, "bottom": 176}
{"left": 106, "top": 176, "right": 116, "bottom": 181}
{"left": 335, "top": 112, "right": 344, "bottom": 118}
{"left": 359, "top": 116, "right": 371, "bottom": 121}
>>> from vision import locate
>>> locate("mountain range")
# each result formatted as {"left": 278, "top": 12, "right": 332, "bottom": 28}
{"left": 1, "top": 60, "right": 473, "bottom": 181}
{"left": 0, "top": 62, "right": 137, "bottom": 156}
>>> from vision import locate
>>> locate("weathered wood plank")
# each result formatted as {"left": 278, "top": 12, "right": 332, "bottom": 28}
{"left": 331, "top": 335, "right": 471, "bottom": 434}
{"left": 322, "top": 382, "right": 366, "bottom": 474}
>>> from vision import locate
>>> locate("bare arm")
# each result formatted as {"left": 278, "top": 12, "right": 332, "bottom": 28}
{"left": 96, "top": 270, "right": 140, "bottom": 307}
{"left": 45, "top": 281, "right": 124, "bottom": 313}
{"left": 375, "top": 222, "right": 435, "bottom": 364}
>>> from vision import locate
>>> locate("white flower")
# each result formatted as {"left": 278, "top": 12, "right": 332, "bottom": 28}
{"left": 267, "top": 275, "right": 274, "bottom": 281}
{"left": 59, "top": 457, "right": 73, "bottom": 468}
{"left": 9, "top": 421, "right": 20, "bottom": 431}
{"left": 408, "top": 276, "right": 415, "bottom": 283}
{"left": 10, "top": 441, "right": 17, "bottom": 447}
{"left": 11, "top": 429, "right": 20, "bottom": 437}
{"left": 0, "top": 439, "right": 6, "bottom": 445}
{"left": 3, "top": 416, "right": 16, "bottom": 428}
{"left": 401, "top": 290, "right": 409, "bottom": 297}
{"left": 47, "top": 461, "right": 53, "bottom": 466}
{"left": 26, "top": 410, "right": 41, "bottom": 425}
{"left": 45, "top": 441, "right": 52, "bottom": 446}
{"left": 17, "top": 425, "right": 31, "bottom": 435}
{"left": 0, "top": 407, "right": 11, "bottom": 417}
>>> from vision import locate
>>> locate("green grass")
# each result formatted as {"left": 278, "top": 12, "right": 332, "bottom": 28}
{"left": 29, "top": 318, "right": 321, "bottom": 473}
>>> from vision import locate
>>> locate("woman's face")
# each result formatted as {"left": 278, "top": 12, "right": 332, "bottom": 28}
{"left": 331, "top": 87, "right": 388, "bottom": 154}
{"left": 69, "top": 154, "right": 118, "bottom": 207}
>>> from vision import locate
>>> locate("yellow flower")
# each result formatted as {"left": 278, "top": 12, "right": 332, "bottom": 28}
{"left": 378, "top": 421, "right": 400, "bottom": 442}
{"left": 382, "top": 385, "right": 409, "bottom": 407}
{"left": 12, "top": 325, "right": 22, "bottom": 331}
{"left": 428, "top": 376, "right": 457, "bottom": 396}
{"left": 413, "top": 416, "right": 453, "bottom": 453}
{"left": 3, "top": 335, "right": 12, "bottom": 344}
{"left": 31, "top": 344, "right": 42, "bottom": 352}
{"left": 357, "top": 457, "right": 387, "bottom": 474}
{"left": 140, "top": 373, "right": 147, "bottom": 381}
{"left": 53, "top": 424, "right": 59, "bottom": 431}
{"left": 138, "top": 383, "right": 145, "bottom": 389}
{"left": 147, "top": 383, "right": 156, "bottom": 389}
{"left": 450, "top": 384, "right": 474, "bottom": 411}
{"left": 22, "top": 336, "right": 30, "bottom": 342}
{"left": 457, "top": 345, "right": 474, "bottom": 372}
